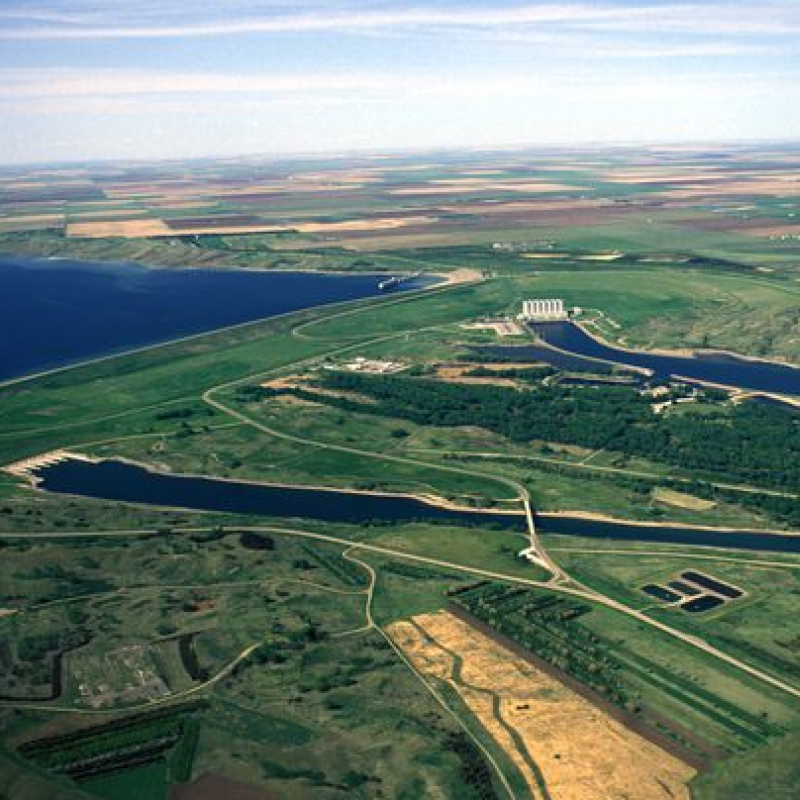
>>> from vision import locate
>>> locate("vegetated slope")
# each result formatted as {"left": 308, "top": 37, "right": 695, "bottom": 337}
{"left": 690, "top": 728, "right": 800, "bottom": 799}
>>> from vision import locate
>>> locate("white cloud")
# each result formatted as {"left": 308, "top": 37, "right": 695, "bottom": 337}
{"left": 1, "top": 2, "right": 797, "bottom": 163}
{"left": 2, "top": 65, "right": 797, "bottom": 102}
{"left": 1, "top": 1, "right": 799, "bottom": 40}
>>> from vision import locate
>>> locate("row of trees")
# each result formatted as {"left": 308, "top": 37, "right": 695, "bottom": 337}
{"left": 453, "top": 584, "right": 628, "bottom": 707}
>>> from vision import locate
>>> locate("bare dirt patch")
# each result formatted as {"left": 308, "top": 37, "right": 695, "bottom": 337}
{"left": 260, "top": 375, "right": 305, "bottom": 391}
{"left": 389, "top": 611, "right": 695, "bottom": 800}
{"left": 163, "top": 214, "right": 265, "bottom": 230}
{"left": 0, "top": 213, "right": 63, "bottom": 224}
{"left": 433, "top": 365, "right": 520, "bottom": 388}
{"left": 579, "top": 252, "right": 625, "bottom": 261}
{"left": 739, "top": 224, "right": 800, "bottom": 238}
{"left": 170, "top": 773, "right": 278, "bottom": 800}
{"left": 68, "top": 209, "right": 148, "bottom": 219}
{"left": 440, "top": 198, "right": 611, "bottom": 214}
{"left": 260, "top": 375, "right": 377, "bottom": 405}
{"left": 0, "top": 214, "right": 64, "bottom": 232}
{"left": 652, "top": 487, "right": 717, "bottom": 511}
{"left": 659, "top": 177, "right": 800, "bottom": 199}
{"left": 66, "top": 219, "right": 172, "bottom": 238}
{"left": 388, "top": 181, "right": 586, "bottom": 195}
{"left": 461, "top": 320, "right": 525, "bottom": 336}
{"left": 435, "top": 267, "right": 483, "bottom": 285}
{"left": 327, "top": 231, "right": 484, "bottom": 251}
{"left": 294, "top": 215, "right": 435, "bottom": 233}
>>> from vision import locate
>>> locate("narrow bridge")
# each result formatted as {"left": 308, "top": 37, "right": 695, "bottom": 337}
{"left": 518, "top": 499, "right": 569, "bottom": 583}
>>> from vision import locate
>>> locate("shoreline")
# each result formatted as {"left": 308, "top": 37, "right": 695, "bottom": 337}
{"left": 1, "top": 248, "right": 453, "bottom": 283}
{"left": 526, "top": 320, "right": 800, "bottom": 399}
{"left": 0, "top": 265, "right": 448, "bottom": 391}
{"left": 6, "top": 450, "right": 523, "bottom": 518}
{"left": 672, "top": 375, "right": 800, "bottom": 407}
{"left": 732, "top": 390, "right": 800, "bottom": 410}
{"left": 522, "top": 333, "right": 653, "bottom": 376}
{"left": 9, "top": 451, "right": 800, "bottom": 539}
{"left": 538, "top": 509, "right": 800, "bottom": 538}
{"left": 577, "top": 319, "right": 800, "bottom": 373}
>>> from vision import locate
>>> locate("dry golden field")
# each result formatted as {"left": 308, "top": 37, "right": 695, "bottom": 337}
{"left": 389, "top": 611, "right": 696, "bottom": 800}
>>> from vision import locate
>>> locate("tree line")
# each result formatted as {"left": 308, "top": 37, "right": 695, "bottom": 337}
{"left": 262, "top": 373, "right": 800, "bottom": 493}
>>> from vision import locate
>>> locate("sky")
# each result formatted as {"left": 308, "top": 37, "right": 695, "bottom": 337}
{"left": 0, "top": 0, "right": 798, "bottom": 164}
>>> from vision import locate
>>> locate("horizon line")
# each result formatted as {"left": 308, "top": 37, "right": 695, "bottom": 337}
{"left": 2, "top": 136, "right": 799, "bottom": 170}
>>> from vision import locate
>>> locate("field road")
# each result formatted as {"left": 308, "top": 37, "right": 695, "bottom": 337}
{"left": 340, "top": 546, "right": 522, "bottom": 800}
{"left": 3, "top": 522, "right": 800, "bottom": 703}
{"left": 406, "top": 446, "right": 800, "bottom": 502}
{"left": 341, "top": 546, "right": 377, "bottom": 631}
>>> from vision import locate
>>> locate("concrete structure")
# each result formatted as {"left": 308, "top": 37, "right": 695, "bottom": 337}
{"left": 520, "top": 298, "right": 567, "bottom": 322}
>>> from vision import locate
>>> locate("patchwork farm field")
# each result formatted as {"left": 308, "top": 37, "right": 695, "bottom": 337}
{"left": 1, "top": 144, "right": 799, "bottom": 278}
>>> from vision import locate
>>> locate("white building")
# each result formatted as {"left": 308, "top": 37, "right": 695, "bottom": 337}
{"left": 520, "top": 298, "right": 567, "bottom": 321}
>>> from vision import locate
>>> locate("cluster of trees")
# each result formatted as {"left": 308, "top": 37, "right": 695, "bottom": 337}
{"left": 454, "top": 584, "right": 628, "bottom": 707}
{"left": 453, "top": 583, "right": 628, "bottom": 708}
{"left": 20, "top": 703, "right": 204, "bottom": 780}
{"left": 298, "top": 373, "right": 800, "bottom": 492}
{"left": 178, "top": 633, "right": 209, "bottom": 682}
{"left": 445, "top": 731, "right": 500, "bottom": 800}
{"left": 1, "top": 629, "right": 91, "bottom": 700}
{"left": 381, "top": 562, "right": 462, "bottom": 581}
{"left": 238, "top": 531, "right": 276, "bottom": 551}
{"left": 673, "top": 478, "right": 800, "bottom": 527}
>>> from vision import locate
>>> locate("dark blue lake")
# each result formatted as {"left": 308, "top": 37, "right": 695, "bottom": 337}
{"left": 523, "top": 322, "right": 800, "bottom": 396}
{"left": 0, "top": 255, "right": 432, "bottom": 382}
{"left": 31, "top": 458, "right": 800, "bottom": 554}
{"left": 31, "top": 458, "right": 523, "bottom": 530}
{"left": 471, "top": 341, "right": 618, "bottom": 375}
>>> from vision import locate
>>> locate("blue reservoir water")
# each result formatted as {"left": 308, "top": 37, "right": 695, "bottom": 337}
{"left": 31, "top": 458, "right": 800, "bottom": 554}
{"left": 32, "top": 458, "right": 524, "bottom": 530}
{"left": 525, "top": 322, "right": 800, "bottom": 396}
{"left": 0, "top": 255, "right": 431, "bottom": 381}
{"left": 537, "top": 513, "right": 800, "bottom": 553}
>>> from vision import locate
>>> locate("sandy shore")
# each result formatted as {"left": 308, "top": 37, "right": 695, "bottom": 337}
{"left": 432, "top": 267, "right": 484, "bottom": 286}
{"left": 539, "top": 510, "right": 800, "bottom": 537}
{"left": 672, "top": 375, "right": 800, "bottom": 406}
{"left": 733, "top": 390, "right": 800, "bottom": 410}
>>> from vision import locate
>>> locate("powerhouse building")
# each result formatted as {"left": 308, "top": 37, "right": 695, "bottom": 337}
{"left": 520, "top": 298, "right": 567, "bottom": 321}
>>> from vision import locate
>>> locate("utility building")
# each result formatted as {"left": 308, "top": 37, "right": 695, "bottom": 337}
{"left": 520, "top": 298, "right": 567, "bottom": 321}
